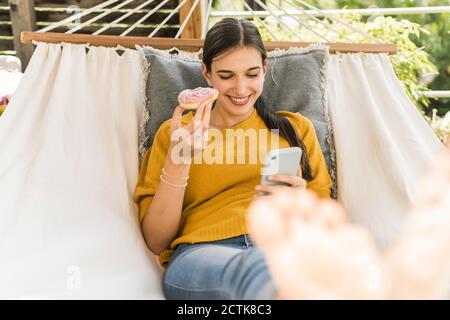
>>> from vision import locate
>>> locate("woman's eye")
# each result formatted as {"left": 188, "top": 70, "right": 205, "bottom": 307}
{"left": 219, "top": 74, "right": 258, "bottom": 80}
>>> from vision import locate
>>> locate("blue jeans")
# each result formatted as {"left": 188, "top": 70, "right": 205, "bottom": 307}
{"left": 162, "top": 234, "right": 277, "bottom": 300}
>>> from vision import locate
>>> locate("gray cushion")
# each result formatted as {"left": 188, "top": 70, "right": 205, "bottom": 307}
{"left": 139, "top": 45, "right": 336, "bottom": 197}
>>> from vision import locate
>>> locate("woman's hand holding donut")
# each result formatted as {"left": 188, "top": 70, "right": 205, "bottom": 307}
{"left": 166, "top": 87, "right": 218, "bottom": 165}
{"left": 168, "top": 102, "right": 212, "bottom": 165}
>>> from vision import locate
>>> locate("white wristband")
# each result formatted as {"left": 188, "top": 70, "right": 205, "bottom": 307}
{"left": 160, "top": 174, "right": 188, "bottom": 188}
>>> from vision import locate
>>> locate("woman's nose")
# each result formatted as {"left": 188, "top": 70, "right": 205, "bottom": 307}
{"left": 233, "top": 77, "right": 247, "bottom": 96}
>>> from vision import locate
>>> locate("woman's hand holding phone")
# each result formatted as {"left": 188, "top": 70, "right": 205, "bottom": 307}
{"left": 254, "top": 147, "right": 306, "bottom": 197}
{"left": 254, "top": 167, "right": 306, "bottom": 196}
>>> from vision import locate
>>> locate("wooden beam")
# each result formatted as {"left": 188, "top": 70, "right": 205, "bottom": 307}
{"left": 179, "top": 0, "right": 203, "bottom": 39}
{"left": 21, "top": 32, "right": 398, "bottom": 54}
{"left": 9, "top": 0, "right": 36, "bottom": 71}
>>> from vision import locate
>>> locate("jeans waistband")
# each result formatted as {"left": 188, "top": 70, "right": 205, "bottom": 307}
{"left": 170, "top": 234, "right": 254, "bottom": 264}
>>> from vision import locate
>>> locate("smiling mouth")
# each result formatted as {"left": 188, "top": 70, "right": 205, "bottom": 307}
{"left": 227, "top": 94, "right": 252, "bottom": 106}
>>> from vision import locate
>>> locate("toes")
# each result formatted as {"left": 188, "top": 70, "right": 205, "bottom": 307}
{"left": 265, "top": 188, "right": 300, "bottom": 219}
{"left": 247, "top": 188, "right": 322, "bottom": 248}
{"left": 249, "top": 187, "right": 347, "bottom": 250}
{"left": 280, "top": 188, "right": 345, "bottom": 230}
{"left": 269, "top": 188, "right": 319, "bottom": 223}
{"left": 312, "top": 199, "right": 347, "bottom": 229}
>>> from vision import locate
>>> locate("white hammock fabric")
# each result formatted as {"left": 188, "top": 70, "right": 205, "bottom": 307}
{"left": 0, "top": 43, "right": 163, "bottom": 299}
{"left": 0, "top": 43, "right": 444, "bottom": 298}
{"left": 326, "top": 53, "right": 444, "bottom": 250}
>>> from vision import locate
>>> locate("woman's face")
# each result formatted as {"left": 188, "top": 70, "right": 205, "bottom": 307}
{"left": 202, "top": 46, "right": 268, "bottom": 117}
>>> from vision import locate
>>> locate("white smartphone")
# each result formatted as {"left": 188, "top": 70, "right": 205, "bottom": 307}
{"left": 259, "top": 147, "right": 302, "bottom": 195}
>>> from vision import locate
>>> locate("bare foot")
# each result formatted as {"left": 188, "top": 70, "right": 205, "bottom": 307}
{"left": 247, "top": 189, "right": 388, "bottom": 299}
{"left": 384, "top": 146, "right": 450, "bottom": 299}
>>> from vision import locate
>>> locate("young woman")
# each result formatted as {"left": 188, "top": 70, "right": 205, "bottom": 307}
{"left": 134, "top": 18, "right": 332, "bottom": 299}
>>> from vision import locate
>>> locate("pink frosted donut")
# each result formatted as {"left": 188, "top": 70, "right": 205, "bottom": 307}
{"left": 178, "top": 87, "right": 219, "bottom": 110}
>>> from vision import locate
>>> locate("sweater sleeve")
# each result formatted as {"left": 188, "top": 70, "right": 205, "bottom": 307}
{"left": 133, "top": 121, "right": 171, "bottom": 223}
{"left": 287, "top": 112, "right": 332, "bottom": 198}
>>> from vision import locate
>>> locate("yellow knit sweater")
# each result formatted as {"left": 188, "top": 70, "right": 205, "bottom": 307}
{"left": 133, "top": 108, "right": 332, "bottom": 266}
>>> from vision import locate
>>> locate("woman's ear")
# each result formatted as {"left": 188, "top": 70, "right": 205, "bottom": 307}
{"left": 201, "top": 63, "right": 212, "bottom": 87}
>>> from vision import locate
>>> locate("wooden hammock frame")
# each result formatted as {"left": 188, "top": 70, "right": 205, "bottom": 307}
{"left": 21, "top": 31, "right": 397, "bottom": 54}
